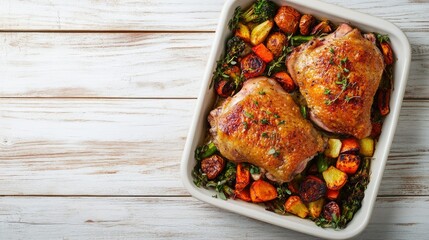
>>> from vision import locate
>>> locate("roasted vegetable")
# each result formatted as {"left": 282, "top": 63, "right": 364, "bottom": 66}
{"left": 308, "top": 198, "right": 325, "bottom": 218}
{"left": 273, "top": 71, "right": 295, "bottom": 92}
{"left": 317, "top": 154, "right": 329, "bottom": 173}
{"left": 226, "top": 36, "right": 250, "bottom": 59}
{"left": 215, "top": 79, "right": 235, "bottom": 97}
{"left": 228, "top": 7, "right": 243, "bottom": 31}
{"left": 242, "top": 0, "right": 277, "bottom": 23}
{"left": 323, "top": 201, "right": 341, "bottom": 222}
{"left": 359, "top": 137, "right": 375, "bottom": 157}
{"left": 336, "top": 154, "right": 361, "bottom": 175}
{"left": 338, "top": 157, "right": 370, "bottom": 228}
{"left": 250, "top": 179, "right": 278, "bottom": 202}
{"left": 310, "top": 20, "right": 332, "bottom": 35}
{"left": 377, "top": 89, "right": 390, "bottom": 116}
{"left": 252, "top": 43, "right": 274, "bottom": 63}
{"left": 326, "top": 189, "right": 339, "bottom": 200}
{"left": 235, "top": 23, "right": 251, "bottom": 42}
{"left": 201, "top": 155, "right": 226, "bottom": 180}
{"left": 235, "top": 163, "right": 251, "bottom": 191}
{"left": 371, "top": 122, "right": 382, "bottom": 138}
{"left": 235, "top": 188, "right": 252, "bottom": 202}
{"left": 241, "top": 53, "right": 266, "bottom": 79}
{"left": 195, "top": 142, "right": 218, "bottom": 161}
{"left": 290, "top": 35, "right": 314, "bottom": 46}
{"left": 285, "top": 196, "right": 309, "bottom": 218}
{"left": 324, "top": 138, "right": 342, "bottom": 158}
{"left": 380, "top": 42, "right": 394, "bottom": 65}
{"left": 299, "top": 175, "right": 327, "bottom": 202}
{"left": 299, "top": 14, "right": 316, "bottom": 35}
{"left": 322, "top": 166, "right": 348, "bottom": 190}
{"left": 250, "top": 20, "right": 274, "bottom": 45}
{"left": 340, "top": 138, "right": 360, "bottom": 154}
{"left": 266, "top": 32, "right": 287, "bottom": 57}
{"left": 224, "top": 65, "right": 244, "bottom": 89}
{"left": 274, "top": 6, "right": 301, "bottom": 34}
{"left": 250, "top": 164, "right": 262, "bottom": 180}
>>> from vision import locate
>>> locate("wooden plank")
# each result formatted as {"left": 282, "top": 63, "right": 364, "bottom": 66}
{"left": 0, "top": 32, "right": 211, "bottom": 98}
{"left": 0, "top": 32, "right": 427, "bottom": 99}
{"left": 0, "top": 196, "right": 427, "bottom": 239}
{"left": 0, "top": 99, "right": 428, "bottom": 196}
{"left": 0, "top": 0, "right": 427, "bottom": 31}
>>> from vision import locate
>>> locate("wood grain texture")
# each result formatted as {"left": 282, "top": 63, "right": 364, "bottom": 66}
{"left": 0, "top": 196, "right": 428, "bottom": 239}
{"left": 0, "top": 32, "right": 427, "bottom": 99}
{"left": 0, "top": 32, "right": 211, "bottom": 98}
{"left": 1, "top": 99, "right": 428, "bottom": 196}
{"left": 0, "top": 0, "right": 427, "bottom": 32}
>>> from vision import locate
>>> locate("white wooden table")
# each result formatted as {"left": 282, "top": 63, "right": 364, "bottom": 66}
{"left": 0, "top": 0, "right": 428, "bottom": 239}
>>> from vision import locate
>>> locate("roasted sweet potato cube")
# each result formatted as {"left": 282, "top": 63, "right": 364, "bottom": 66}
{"left": 308, "top": 198, "right": 324, "bottom": 218}
{"left": 359, "top": 137, "right": 375, "bottom": 157}
{"left": 235, "top": 188, "right": 251, "bottom": 202}
{"left": 340, "top": 138, "right": 360, "bottom": 154}
{"left": 285, "top": 196, "right": 309, "bottom": 218}
{"left": 324, "top": 138, "right": 342, "bottom": 158}
{"left": 235, "top": 163, "right": 250, "bottom": 191}
{"left": 322, "top": 166, "right": 348, "bottom": 190}
{"left": 250, "top": 179, "right": 277, "bottom": 203}
{"left": 336, "top": 154, "right": 361, "bottom": 175}
{"left": 252, "top": 43, "right": 274, "bottom": 63}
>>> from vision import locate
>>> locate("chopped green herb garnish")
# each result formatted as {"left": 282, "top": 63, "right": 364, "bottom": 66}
{"left": 274, "top": 114, "right": 280, "bottom": 118}
{"left": 242, "top": 121, "right": 249, "bottom": 129}
{"left": 261, "top": 132, "right": 269, "bottom": 138}
{"left": 243, "top": 111, "right": 254, "bottom": 119}
{"left": 324, "top": 88, "right": 331, "bottom": 95}
{"left": 278, "top": 120, "right": 285, "bottom": 125}
{"left": 253, "top": 100, "right": 259, "bottom": 106}
{"left": 265, "top": 110, "right": 272, "bottom": 115}
{"left": 259, "top": 90, "right": 266, "bottom": 95}
{"left": 260, "top": 119, "right": 269, "bottom": 125}
{"left": 249, "top": 165, "right": 260, "bottom": 174}
{"left": 329, "top": 47, "right": 335, "bottom": 54}
{"left": 268, "top": 148, "right": 280, "bottom": 157}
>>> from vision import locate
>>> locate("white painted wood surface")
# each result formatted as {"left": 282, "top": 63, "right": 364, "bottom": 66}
{"left": 0, "top": 0, "right": 428, "bottom": 239}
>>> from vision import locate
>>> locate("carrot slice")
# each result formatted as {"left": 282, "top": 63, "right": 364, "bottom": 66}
{"left": 252, "top": 43, "right": 274, "bottom": 63}
{"left": 326, "top": 189, "right": 340, "bottom": 200}
{"left": 273, "top": 72, "right": 296, "bottom": 92}
{"left": 235, "top": 188, "right": 251, "bottom": 202}
{"left": 250, "top": 179, "right": 277, "bottom": 203}
{"left": 235, "top": 163, "right": 250, "bottom": 192}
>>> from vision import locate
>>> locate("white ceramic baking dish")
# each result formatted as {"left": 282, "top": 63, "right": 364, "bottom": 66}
{"left": 181, "top": 0, "right": 411, "bottom": 238}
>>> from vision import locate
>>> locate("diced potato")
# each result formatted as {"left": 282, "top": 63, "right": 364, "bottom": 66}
{"left": 359, "top": 137, "right": 375, "bottom": 157}
{"left": 235, "top": 23, "right": 250, "bottom": 43}
{"left": 336, "top": 154, "right": 361, "bottom": 175}
{"left": 322, "top": 166, "right": 348, "bottom": 190}
{"left": 250, "top": 20, "right": 273, "bottom": 46}
{"left": 250, "top": 179, "right": 277, "bottom": 203}
{"left": 285, "top": 196, "right": 309, "bottom": 218}
{"left": 308, "top": 198, "right": 324, "bottom": 218}
{"left": 324, "top": 138, "right": 342, "bottom": 158}
{"left": 340, "top": 138, "right": 360, "bottom": 154}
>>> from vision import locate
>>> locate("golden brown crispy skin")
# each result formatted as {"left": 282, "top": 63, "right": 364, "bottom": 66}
{"left": 287, "top": 24, "right": 385, "bottom": 139}
{"left": 208, "top": 77, "right": 324, "bottom": 182}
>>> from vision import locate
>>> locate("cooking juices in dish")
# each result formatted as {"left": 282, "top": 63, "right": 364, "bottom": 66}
{"left": 192, "top": 0, "right": 394, "bottom": 229}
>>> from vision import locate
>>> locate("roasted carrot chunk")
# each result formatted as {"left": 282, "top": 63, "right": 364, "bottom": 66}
{"left": 326, "top": 189, "right": 340, "bottom": 200}
{"left": 299, "top": 175, "right": 327, "bottom": 203}
{"left": 273, "top": 72, "right": 296, "bottom": 92}
{"left": 285, "top": 196, "right": 309, "bottom": 218}
{"left": 250, "top": 179, "right": 277, "bottom": 203}
{"left": 308, "top": 198, "right": 324, "bottom": 218}
{"left": 235, "top": 188, "right": 251, "bottom": 202}
{"left": 380, "top": 42, "right": 394, "bottom": 65}
{"left": 340, "top": 138, "right": 360, "bottom": 154}
{"left": 252, "top": 43, "right": 274, "bottom": 63}
{"left": 378, "top": 89, "right": 390, "bottom": 116}
{"left": 235, "top": 163, "right": 250, "bottom": 192}
{"left": 322, "top": 166, "right": 348, "bottom": 190}
{"left": 336, "top": 154, "right": 361, "bottom": 175}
